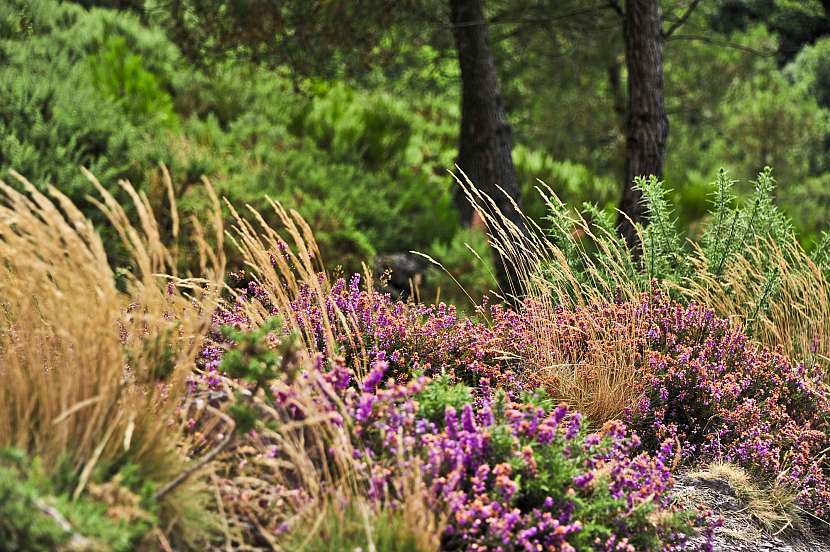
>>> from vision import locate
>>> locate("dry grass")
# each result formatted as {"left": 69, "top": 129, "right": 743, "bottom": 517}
{"left": 455, "top": 171, "right": 646, "bottom": 424}
{"left": 0, "top": 167, "right": 224, "bottom": 542}
{"left": 685, "top": 461, "right": 802, "bottom": 538}
{"left": 455, "top": 172, "right": 644, "bottom": 307}
{"left": 679, "top": 237, "right": 830, "bottom": 371}
{"left": 224, "top": 197, "right": 377, "bottom": 374}
{"left": 523, "top": 306, "right": 644, "bottom": 423}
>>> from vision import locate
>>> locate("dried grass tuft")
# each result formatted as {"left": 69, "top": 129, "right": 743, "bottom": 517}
{"left": 679, "top": 237, "right": 830, "bottom": 371}
{"left": 686, "top": 461, "right": 803, "bottom": 537}
{"left": 455, "top": 171, "right": 645, "bottom": 424}
{"left": 0, "top": 167, "right": 224, "bottom": 542}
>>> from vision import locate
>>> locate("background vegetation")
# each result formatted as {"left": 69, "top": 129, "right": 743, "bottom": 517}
{"left": 4, "top": 1, "right": 830, "bottom": 550}
{"left": 8, "top": 0, "right": 830, "bottom": 300}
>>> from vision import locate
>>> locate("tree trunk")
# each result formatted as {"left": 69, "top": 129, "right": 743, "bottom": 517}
{"left": 449, "top": 0, "right": 524, "bottom": 293}
{"left": 616, "top": 0, "right": 668, "bottom": 249}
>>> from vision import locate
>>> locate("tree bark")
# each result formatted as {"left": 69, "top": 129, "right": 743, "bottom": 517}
{"left": 449, "top": 0, "right": 524, "bottom": 293}
{"left": 616, "top": 0, "right": 668, "bottom": 249}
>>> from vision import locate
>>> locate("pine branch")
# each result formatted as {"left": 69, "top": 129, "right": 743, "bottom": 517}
{"left": 667, "top": 34, "right": 775, "bottom": 56}
{"left": 662, "top": 0, "right": 702, "bottom": 39}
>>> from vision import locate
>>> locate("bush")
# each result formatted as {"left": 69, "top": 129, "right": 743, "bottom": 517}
{"left": 89, "top": 35, "right": 179, "bottom": 129}
{"left": 0, "top": 448, "right": 154, "bottom": 552}
{"left": 161, "top": 68, "right": 462, "bottom": 273}
{"left": 0, "top": 450, "right": 69, "bottom": 552}
{"left": 1, "top": 1, "right": 465, "bottom": 274}
{"left": 0, "top": 0, "right": 178, "bottom": 202}
{"left": 200, "top": 317, "right": 695, "bottom": 551}
{"left": 627, "top": 293, "right": 830, "bottom": 519}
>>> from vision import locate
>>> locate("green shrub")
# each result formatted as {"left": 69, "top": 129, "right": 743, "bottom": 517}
{"left": 0, "top": 449, "right": 153, "bottom": 552}
{"left": 89, "top": 35, "right": 179, "bottom": 128}
{"left": 537, "top": 167, "right": 830, "bottom": 365}
{"left": 284, "top": 503, "right": 435, "bottom": 552}
{"left": 0, "top": 450, "right": 68, "bottom": 552}
{"left": 0, "top": 0, "right": 179, "bottom": 205}
{"left": 544, "top": 168, "right": 795, "bottom": 294}
{"left": 415, "top": 373, "right": 474, "bottom": 424}
{"left": 295, "top": 82, "right": 413, "bottom": 168}
{"left": 171, "top": 74, "right": 460, "bottom": 272}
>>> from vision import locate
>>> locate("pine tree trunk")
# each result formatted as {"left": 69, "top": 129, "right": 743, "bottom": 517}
{"left": 449, "top": 0, "right": 523, "bottom": 293}
{"left": 617, "top": 0, "right": 668, "bottom": 249}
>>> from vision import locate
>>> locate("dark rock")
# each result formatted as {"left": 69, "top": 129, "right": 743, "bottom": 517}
{"left": 374, "top": 252, "right": 427, "bottom": 299}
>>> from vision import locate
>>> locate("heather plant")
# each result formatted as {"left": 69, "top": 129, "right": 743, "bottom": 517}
{"left": 217, "top": 246, "right": 830, "bottom": 531}
{"left": 275, "top": 273, "right": 529, "bottom": 387}
{"left": 202, "top": 318, "right": 695, "bottom": 551}
{"left": 199, "top": 199, "right": 705, "bottom": 549}
{"left": 353, "top": 379, "right": 693, "bottom": 551}
{"left": 625, "top": 293, "right": 830, "bottom": 519}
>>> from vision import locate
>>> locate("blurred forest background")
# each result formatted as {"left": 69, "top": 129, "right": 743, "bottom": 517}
{"left": 3, "top": 0, "right": 830, "bottom": 303}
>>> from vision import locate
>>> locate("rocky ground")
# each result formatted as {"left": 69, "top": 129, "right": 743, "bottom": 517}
{"left": 674, "top": 469, "right": 830, "bottom": 551}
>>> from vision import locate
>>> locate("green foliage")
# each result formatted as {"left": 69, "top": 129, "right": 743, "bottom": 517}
{"left": 424, "top": 227, "right": 497, "bottom": 305}
{"left": 10, "top": 0, "right": 830, "bottom": 281}
{"left": 513, "top": 147, "right": 617, "bottom": 223}
{"left": 638, "top": 175, "right": 686, "bottom": 282}
{"left": 295, "top": 82, "right": 413, "bottom": 168}
{"left": 1, "top": 1, "right": 465, "bottom": 274}
{"left": 544, "top": 168, "right": 796, "bottom": 305}
{"left": 158, "top": 63, "right": 463, "bottom": 272}
{"left": 0, "top": 0, "right": 178, "bottom": 201}
{"left": 284, "top": 502, "right": 431, "bottom": 552}
{"left": 0, "top": 448, "right": 153, "bottom": 552}
{"left": 89, "top": 35, "right": 179, "bottom": 128}
{"left": 219, "top": 318, "right": 294, "bottom": 434}
{"left": 0, "top": 450, "right": 68, "bottom": 551}
{"left": 415, "top": 373, "right": 474, "bottom": 424}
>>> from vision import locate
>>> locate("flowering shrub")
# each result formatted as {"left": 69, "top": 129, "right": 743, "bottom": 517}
{"left": 210, "top": 274, "right": 532, "bottom": 389}
{"left": 201, "top": 316, "right": 696, "bottom": 551}
{"left": 349, "top": 369, "right": 692, "bottom": 551}
{"left": 205, "top": 272, "right": 830, "bottom": 545}
{"left": 627, "top": 295, "right": 830, "bottom": 518}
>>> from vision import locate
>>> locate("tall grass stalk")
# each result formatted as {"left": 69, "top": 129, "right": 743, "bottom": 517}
{"left": 0, "top": 167, "right": 224, "bottom": 544}
{"left": 206, "top": 198, "right": 445, "bottom": 548}
{"left": 454, "top": 170, "right": 646, "bottom": 423}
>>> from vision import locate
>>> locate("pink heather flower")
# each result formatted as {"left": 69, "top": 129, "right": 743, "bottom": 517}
{"left": 362, "top": 359, "right": 388, "bottom": 393}
{"left": 461, "top": 403, "right": 477, "bottom": 433}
